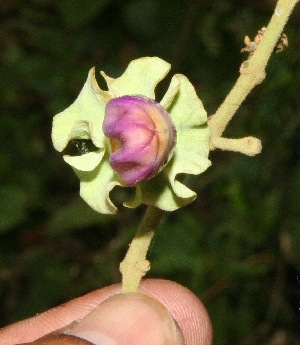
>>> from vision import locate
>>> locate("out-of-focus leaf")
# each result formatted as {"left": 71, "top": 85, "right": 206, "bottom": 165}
{"left": 10, "top": 250, "right": 72, "bottom": 323}
{"left": 0, "top": 187, "right": 28, "bottom": 234}
{"left": 124, "top": 0, "right": 159, "bottom": 38}
{"left": 58, "top": 0, "right": 112, "bottom": 28}
{"left": 47, "top": 201, "right": 113, "bottom": 236}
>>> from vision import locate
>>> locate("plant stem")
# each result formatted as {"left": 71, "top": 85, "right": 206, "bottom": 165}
{"left": 209, "top": 0, "right": 299, "bottom": 143}
{"left": 120, "top": 206, "right": 165, "bottom": 293}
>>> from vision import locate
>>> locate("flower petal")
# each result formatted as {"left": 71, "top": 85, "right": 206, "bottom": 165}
{"left": 52, "top": 68, "right": 112, "bottom": 152}
{"left": 167, "top": 74, "right": 211, "bottom": 197}
{"left": 100, "top": 57, "right": 171, "bottom": 98}
{"left": 160, "top": 76, "right": 180, "bottom": 109}
{"left": 74, "top": 153, "right": 120, "bottom": 214}
{"left": 128, "top": 172, "right": 196, "bottom": 211}
{"left": 64, "top": 149, "right": 104, "bottom": 171}
{"left": 123, "top": 185, "right": 142, "bottom": 209}
{"left": 125, "top": 74, "right": 211, "bottom": 211}
{"left": 168, "top": 74, "right": 208, "bottom": 127}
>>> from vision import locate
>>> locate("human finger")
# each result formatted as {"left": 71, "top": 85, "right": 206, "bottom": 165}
{"left": 0, "top": 279, "right": 212, "bottom": 345}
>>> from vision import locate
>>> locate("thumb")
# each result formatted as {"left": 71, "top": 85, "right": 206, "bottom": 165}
{"left": 66, "top": 293, "right": 184, "bottom": 345}
{"left": 23, "top": 293, "right": 184, "bottom": 345}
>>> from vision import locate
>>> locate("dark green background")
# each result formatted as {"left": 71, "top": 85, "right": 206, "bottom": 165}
{"left": 1, "top": 1, "right": 300, "bottom": 344}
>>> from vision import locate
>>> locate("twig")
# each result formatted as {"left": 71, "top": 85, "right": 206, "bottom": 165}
{"left": 209, "top": 0, "right": 299, "bottom": 154}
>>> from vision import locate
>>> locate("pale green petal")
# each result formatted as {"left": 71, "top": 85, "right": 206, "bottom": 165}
{"left": 61, "top": 120, "right": 105, "bottom": 172}
{"left": 165, "top": 73, "right": 211, "bottom": 178}
{"left": 134, "top": 172, "right": 196, "bottom": 211}
{"left": 123, "top": 185, "right": 142, "bottom": 209}
{"left": 68, "top": 120, "right": 92, "bottom": 140}
{"left": 52, "top": 68, "right": 112, "bottom": 152}
{"left": 171, "top": 127, "right": 211, "bottom": 177}
{"left": 167, "top": 130, "right": 211, "bottom": 201}
{"left": 74, "top": 154, "right": 120, "bottom": 214}
{"left": 167, "top": 74, "right": 208, "bottom": 127}
{"left": 127, "top": 73, "right": 211, "bottom": 211}
{"left": 168, "top": 73, "right": 211, "bottom": 184}
{"left": 100, "top": 57, "right": 171, "bottom": 98}
{"left": 63, "top": 149, "right": 104, "bottom": 171}
{"left": 160, "top": 76, "right": 179, "bottom": 109}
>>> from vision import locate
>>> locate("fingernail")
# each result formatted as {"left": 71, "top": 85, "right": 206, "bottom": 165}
{"left": 65, "top": 293, "right": 184, "bottom": 345}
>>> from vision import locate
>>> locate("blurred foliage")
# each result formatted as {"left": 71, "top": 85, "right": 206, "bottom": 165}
{"left": 1, "top": 0, "right": 300, "bottom": 344}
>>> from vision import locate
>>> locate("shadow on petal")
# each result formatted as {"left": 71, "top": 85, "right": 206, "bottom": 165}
{"left": 74, "top": 154, "right": 121, "bottom": 214}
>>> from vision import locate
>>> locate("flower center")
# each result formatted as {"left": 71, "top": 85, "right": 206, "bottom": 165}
{"left": 103, "top": 95, "right": 176, "bottom": 186}
{"left": 109, "top": 138, "right": 123, "bottom": 154}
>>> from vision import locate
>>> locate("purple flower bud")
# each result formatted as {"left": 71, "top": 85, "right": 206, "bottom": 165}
{"left": 103, "top": 95, "right": 176, "bottom": 186}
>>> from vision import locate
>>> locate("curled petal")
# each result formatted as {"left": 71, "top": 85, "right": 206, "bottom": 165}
{"left": 100, "top": 56, "right": 171, "bottom": 98}
{"left": 64, "top": 150, "right": 104, "bottom": 172}
{"left": 103, "top": 96, "right": 176, "bottom": 186}
{"left": 125, "top": 74, "right": 211, "bottom": 211}
{"left": 75, "top": 154, "right": 120, "bottom": 214}
{"left": 52, "top": 68, "right": 111, "bottom": 153}
{"left": 62, "top": 120, "right": 104, "bottom": 171}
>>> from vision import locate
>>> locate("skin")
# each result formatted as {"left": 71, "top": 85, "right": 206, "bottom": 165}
{"left": 0, "top": 279, "right": 213, "bottom": 345}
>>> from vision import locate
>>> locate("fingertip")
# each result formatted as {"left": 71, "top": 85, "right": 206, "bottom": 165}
{"left": 0, "top": 279, "right": 212, "bottom": 345}
{"left": 65, "top": 280, "right": 212, "bottom": 345}
{"left": 140, "top": 279, "right": 213, "bottom": 345}
{"left": 67, "top": 293, "right": 183, "bottom": 345}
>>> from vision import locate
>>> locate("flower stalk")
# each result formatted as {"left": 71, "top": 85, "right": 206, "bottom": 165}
{"left": 120, "top": 206, "right": 165, "bottom": 293}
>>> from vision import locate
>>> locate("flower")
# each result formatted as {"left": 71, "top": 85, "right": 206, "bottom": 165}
{"left": 52, "top": 57, "right": 211, "bottom": 214}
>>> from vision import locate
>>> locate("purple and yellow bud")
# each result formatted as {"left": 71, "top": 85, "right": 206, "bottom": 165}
{"left": 103, "top": 95, "right": 176, "bottom": 186}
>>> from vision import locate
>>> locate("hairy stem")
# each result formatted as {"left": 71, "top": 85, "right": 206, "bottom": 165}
{"left": 209, "top": 0, "right": 299, "bottom": 143}
{"left": 120, "top": 206, "right": 165, "bottom": 293}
